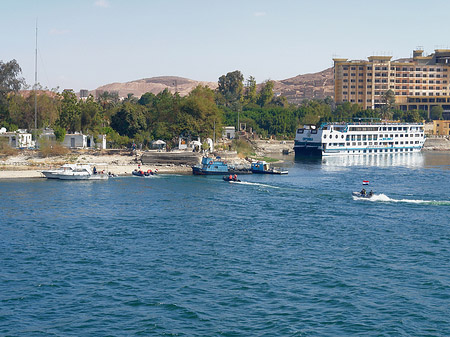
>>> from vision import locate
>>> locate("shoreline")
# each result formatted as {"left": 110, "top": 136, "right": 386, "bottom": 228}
{"left": 1, "top": 148, "right": 449, "bottom": 180}
{"left": 0, "top": 164, "right": 192, "bottom": 179}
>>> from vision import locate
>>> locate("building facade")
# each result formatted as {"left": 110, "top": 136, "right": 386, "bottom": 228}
{"left": 433, "top": 120, "right": 450, "bottom": 135}
{"left": 334, "top": 49, "right": 450, "bottom": 115}
{"left": 0, "top": 129, "right": 34, "bottom": 148}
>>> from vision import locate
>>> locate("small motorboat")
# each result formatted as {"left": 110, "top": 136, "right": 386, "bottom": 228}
{"left": 352, "top": 191, "right": 374, "bottom": 198}
{"left": 223, "top": 176, "right": 241, "bottom": 182}
{"left": 132, "top": 169, "right": 158, "bottom": 177}
{"left": 251, "top": 161, "right": 288, "bottom": 174}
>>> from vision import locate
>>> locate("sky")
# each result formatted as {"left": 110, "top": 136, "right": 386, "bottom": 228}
{"left": 1, "top": 0, "right": 450, "bottom": 92}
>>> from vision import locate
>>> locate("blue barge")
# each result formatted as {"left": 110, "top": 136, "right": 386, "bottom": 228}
{"left": 193, "top": 157, "right": 252, "bottom": 175}
{"left": 192, "top": 157, "right": 229, "bottom": 175}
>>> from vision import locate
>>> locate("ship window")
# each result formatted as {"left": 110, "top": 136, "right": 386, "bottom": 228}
{"left": 329, "top": 135, "right": 332, "bottom": 139}
{"left": 311, "top": 130, "right": 317, "bottom": 134}
{"left": 297, "top": 129, "right": 304, "bottom": 134}
{"left": 335, "top": 135, "right": 338, "bottom": 139}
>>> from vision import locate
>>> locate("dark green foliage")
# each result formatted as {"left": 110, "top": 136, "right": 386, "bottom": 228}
{"left": 257, "top": 80, "right": 274, "bottom": 107}
{"left": 110, "top": 102, "right": 147, "bottom": 138}
{"left": 0, "top": 59, "right": 25, "bottom": 97}
{"left": 57, "top": 90, "right": 81, "bottom": 133}
{"left": 53, "top": 126, "right": 66, "bottom": 143}
{"left": 0, "top": 59, "right": 26, "bottom": 126}
{"left": 430, "top": 106, "right": 443, "bottom": 120}
{"left": 217, "top": 70, "right": 244, "bottom": 110}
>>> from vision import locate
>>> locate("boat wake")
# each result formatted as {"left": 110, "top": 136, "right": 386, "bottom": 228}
{"left": 353, "top": 193, "right": 450, "bottom": 205}
{"left": 232, "top": 181, "right": 280, "bottom": 189}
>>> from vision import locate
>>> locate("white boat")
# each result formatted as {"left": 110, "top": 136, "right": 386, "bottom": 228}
{"left": 42, "top": 164, "right": 109, "bottom": 180}
{"left": 294, "top": 122, "right": 425, "bottom": 156}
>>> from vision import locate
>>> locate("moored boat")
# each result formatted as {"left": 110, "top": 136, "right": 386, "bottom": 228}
{"left": 294, "top": 122, "right": 425, "bottom": 157}
{"left": 42, "top": 164, "right": 108, "bottom": 180}
{"left": 192, "top": 157, "right": 229, "bottom": 175}
{"left": 251, "top": 161, "right": 288, "bottom": 174}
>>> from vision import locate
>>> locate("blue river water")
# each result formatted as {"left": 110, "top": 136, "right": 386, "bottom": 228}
{"left": 1, "top": 152, "right": 450, "bottom": 336}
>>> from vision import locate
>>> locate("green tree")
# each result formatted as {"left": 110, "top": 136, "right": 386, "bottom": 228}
{"left": 403, "top": 110, "right": 422, "bottom": 123}
{"left": 381, "top": 89, "right": 395, "bottom": 120}
{"left": 96, "top": 90, "right": 119, "bottom": 111}
{"left": 430, "top": 106, "right": 443, "bottom": 120}
{"left": 57, "top": 90, "right": 81, "bottom": 133}
{"left": 53, "top": 126, "right": 66, "bottom": 142}
{"left": 180, "top": 85, "right": 222, "bottom": 140}
{"left": 138, "top": 92, "right": 156, "bottom": 106}
{"left": 244, "top": 76, "right": 257, "bottom": 104}
{"left": 110, "top": 102, "right": 146, "bottom": 138}
{"left": 79, "top": 95, "right": 103, "bottom": 134}
{"left": 257, "top": 80, "right": 274, "bottom": 107}
{"left": 0, "top": 59, "right": 26, "bottom": 125}
{"left": 217, "top": 70, "right": 244, "bottom": 110}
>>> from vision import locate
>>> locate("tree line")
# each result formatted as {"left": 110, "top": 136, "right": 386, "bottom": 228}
{"left": 0, "top": 60, "right": 442, "bottom": 149}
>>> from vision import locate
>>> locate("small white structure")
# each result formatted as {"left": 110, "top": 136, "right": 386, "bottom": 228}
{"left": 190, "top": 140, "right": 202, "bottom": 151}
{"left": 178, "top": 137, "right": 188, "bottom": 150}
{"left": 37, "top": 129, "right": 106, "bottom": 149}
{"left": 0, "top": 128, "right": 34, "bottom": 148}
{"left": 152, "top": 139, "right": 166, "bottom": 151}
{"left": 222, "top": 126, "right": 235, "bottom": 139}
{"left": 63, "top": 133, "right": 88, "bottom": 148}
{"left": 206, "top": 137, "right": 214, "bottom": 152}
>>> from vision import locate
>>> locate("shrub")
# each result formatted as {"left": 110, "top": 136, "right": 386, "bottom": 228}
{"left": 232, "top": 139, "right": 254, "bottom": 157}
{"left": 0, "top": 137, "right": 18, "bottom": 157}
{"left": 39, "top": 139, "right": 69, "bottom": 157}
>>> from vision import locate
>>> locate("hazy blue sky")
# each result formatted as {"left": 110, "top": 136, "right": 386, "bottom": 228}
{"left": 1, "top": 0, "right": 450, "bottom": 92}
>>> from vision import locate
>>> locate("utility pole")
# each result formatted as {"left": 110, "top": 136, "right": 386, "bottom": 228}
{"left": 34, "top": 19, "right": 38, "bottom": 131}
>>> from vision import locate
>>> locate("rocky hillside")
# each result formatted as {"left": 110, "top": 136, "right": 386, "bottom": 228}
{"left": 274, "top": 67, "right": 334, "bottom": 104}
{"left": 90, "top": 68, "right": 335, "bottom": 104}
{"left": 91, "top": 76, "right": 217, "bottom": 98}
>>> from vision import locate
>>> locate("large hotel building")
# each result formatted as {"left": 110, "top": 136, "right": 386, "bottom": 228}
{"left": 333, "top": 49, "right": 450, "bottom": 114}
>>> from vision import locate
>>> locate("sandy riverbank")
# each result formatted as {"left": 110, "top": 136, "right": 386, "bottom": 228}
{"left": 0, "top": 150, "right": 193, "bottom": 179}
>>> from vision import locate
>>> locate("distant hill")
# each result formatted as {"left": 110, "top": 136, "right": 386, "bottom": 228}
{"left": 90, "top": 68, "right": 335, "bottom": 104}
{"left": 274, "top": 67, "right": 334, "bottom": 104}
{"left": 90, "top": 76, "right": 217, "bottom": 98}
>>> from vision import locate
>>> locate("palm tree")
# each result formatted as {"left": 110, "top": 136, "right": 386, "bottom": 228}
{"left": 380, "top": 90, "right": 395, "bottom": 120}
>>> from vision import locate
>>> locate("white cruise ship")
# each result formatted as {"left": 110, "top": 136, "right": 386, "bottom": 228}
{"left": 294, "top": 122, "right": 425, "bottom": 156}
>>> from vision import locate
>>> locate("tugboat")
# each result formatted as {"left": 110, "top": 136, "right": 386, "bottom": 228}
{"left": 192, "top": 157, "right": 229, "bottom": 175}
{"left": 251, "top": 161, "right": 288, "bottom": 175}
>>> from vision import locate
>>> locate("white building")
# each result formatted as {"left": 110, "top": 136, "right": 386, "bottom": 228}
{"left": 0, "top": 128, "right": 34, "bottom": 148}
{"left": 63, "top": 133, "right": 106, "bottom": 149}
{"left": 222, "top": 126, "right": 235, "bottom": 139}
{"left": 37, "top": 129, "right": 106, "bottom": 149}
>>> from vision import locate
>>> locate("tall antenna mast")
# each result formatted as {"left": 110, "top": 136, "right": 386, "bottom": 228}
{"left": 34, "top": 18, "right": 38, "bottom": 131}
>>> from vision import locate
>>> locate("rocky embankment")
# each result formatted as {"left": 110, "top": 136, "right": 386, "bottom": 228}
{"left": 424, "top": 137, "right": 450, "bottom": 151}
